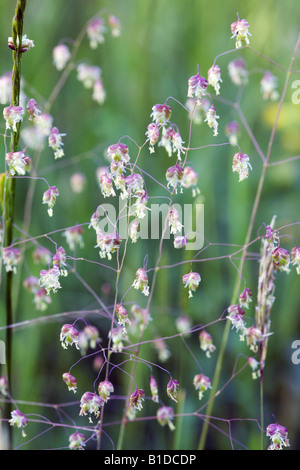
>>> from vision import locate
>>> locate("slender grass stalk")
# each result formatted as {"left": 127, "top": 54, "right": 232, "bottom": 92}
{"left": 2, "top": 0, "right": 27, "bottom": 449}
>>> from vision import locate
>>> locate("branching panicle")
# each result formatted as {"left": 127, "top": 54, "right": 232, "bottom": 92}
{"left": 0, "top": 5, "right": 299, "bottom": 453}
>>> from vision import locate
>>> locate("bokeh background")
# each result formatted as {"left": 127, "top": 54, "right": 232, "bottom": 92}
{"left": 0, "top": 0, "right": 300, "bottom": 450}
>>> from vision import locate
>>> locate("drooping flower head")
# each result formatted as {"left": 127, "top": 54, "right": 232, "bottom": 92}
{"left": 62, "top": 226, "right": 84, "bottom": 251}
{"left": 108, "top": 15, "right": 121, "bottom": 37}
{"left": 239, "top": 287, "right": 252, "bottom": 309}
{"left": 272, "top": 246, "right": 290, "bottom": 272}
{"left": 130, "top": 388, "right": 145, "bottom": 411}
{"left": 27, "top": 98, "right": 41, "bottom": 121}
{"left": 158, "top": 126, "right": 185, "bottom": 160}
{"left": 230, "top": 15, "right": 251, "bottom": 48}
{"left": 52, "top": 44, "right": 71, "bottom": 71}
{"left": 208, "top": 64, "right": 222, "bottom": 95}
{"left": 52, "top": 246, "right": 67, "bottom": 275}
{"left": 98, "top": 380, "right": 114, "bottom": 402}
{"left": 154, "top": 337, "right": 171, "bottom": 362}
{"left": 228, "top": 58, "right": 248, "bottom": 86}
{"left": 93, "top": 79, "right": 106, "bottom": 104}
{"left": 225, "top": 121, "right": 240, "bottom": 145}
{"left": 131, "top": 189, "right": 149, "bottom": 219}
{"left": 69, "top": 432, "right": 86, "bottom": 450}
{"left": 174, "top": 235, "right": 187, "bottom": 249}
{"left": 99, "top": 173, "right": 116, "bottom": 198}
{"left": 33, "top": 287, "right": 51, "bottom": 311}
{"left": 187, "top": 73, "right": 208, "bottom": 101}
{"left": 193, "top": 373, "right": 212, "bottom": 400}
{"left": 204, "top": 105, "right": 219, "bottom": 136}
{"left": 261, "top": 71, "right": 279, "bottom": 101}
{"left": 149, "top": 375, "right": 159, "bottom": 403}
{"left": 182, "top": 271, "right": 201, "bottom": 297}
{"left": 146, "top": 122, "right": 160, "bottom": 153}
{"left": 150, "top": 103, "right": 172, "bottom": 126}
{"left": 108, "top": 327, "right": 127, "bottom": 352}
{"left": 115, "top": 303, "right": 131, "bottom": 329}
{"left": 23, "top": 275, "right": 39, "bottom": 293}
{"left": 52, "top": 246, "right": 67, "bottom": 270}
{"left": 232, "top": 152, "right": 252, "bottom": 182}
{"left": 79, "top": 392, "right": 104, "bottom": 419}
{"left": 42, "top": 186, "right": 59, "bottom": 217}
{"left": 9, "top": 410, "right": 28, "bottom": 437}
{"left": 60, "top": 324, "right": 80, "bottom": 350}
{"left": 169, "top": 206, "right": 183, "bottom": 235}
{"left": 170, "top": 129, "right": 185, "bottom": 160}
{"left": 133, "top": 267, "right": 149, "bottom": 296}
{"left": 182, "top": 166, "right": 200, "bottom": 197}
{"left": 110, "top": 173, "right": 126, "bottom": 200}
{"left": 131, "top": 304, "right": 152, "bottom": 332}
{"left": 3, "top": 105, "right": 24, "bottom": 132}
{"left": 156, "top": 406, "right": 175, "bottom": 431}
{"left": 48, "top": 127, "right": 66, "bottom": 159}
{"left": 125, "top": 172, "right": 144, "bottom": 196}
{"left": 70, "top": 172, "right": 86, "bottom": 193}
{"left": 175, "top": 315, "right": 192, "bottom": 335}
{"left": 77, "top": 63, "right": 102, "bottom": 89}
{"left": 96, "top": 231, "right": 121, "bottom": 260}
{"left": 62, "top": 372, "right": 77, "bottom": 393}
{"left": 2, "top": 246, "right": 21, "bottom": 273}
{"left": 226, "top": 304, "right": 247, "bottom": 338}
{"left": 247, "top": 357, "right": 260, "bottom": 379}
{"left": 246, "top": 325, "right": 264, "bottom": 353}
{"left": 199, "top": 330, "right": 216, "bottom": 357}
{"left": 107, "top": 142, "right": 130, "bottom": 177}
{"left": 87, "top": 17, "right": 107, "bottom": 48}
{"left": 0, "top": 72, "right": 12, "bottom": 105}
{"left": 166, "top": 163, "right": 184, "bottom": 192}
{"left": 166, "top": 378, "right": 179, "bottom": 402}
{"left": 0, "top": 376, "right": 8, "bottom": 396}
{"left": 107, "top": 142, "right": 130, "bottom": 164}
{"left": 129, "top": 218, "right": 139, "bottom": 243}
{"left": 5, "top": 151, "right": 31, "bottom": 176}
{"left": 78, "top": 325, "right": 101, "bottom": 354}
{"left": 266, "top": 423, "right": 290, "bottom": 450}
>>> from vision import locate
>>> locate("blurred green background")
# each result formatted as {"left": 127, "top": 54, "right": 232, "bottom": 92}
{"left": 0, "top": 0, "right": 300, "bottom": 450}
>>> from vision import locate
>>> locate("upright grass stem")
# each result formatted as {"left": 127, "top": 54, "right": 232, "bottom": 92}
{"left": 2, "top": 0, "right": 27, "bottom": 448}
{"left": 198, "top": 35, "right": 300, "bottom": 450}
